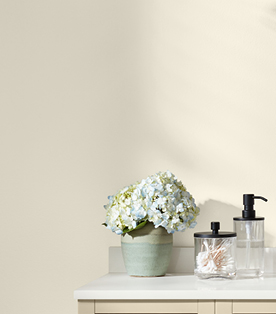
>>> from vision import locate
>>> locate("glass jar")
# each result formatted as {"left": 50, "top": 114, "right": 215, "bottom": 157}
{"left": 194, "top": 222, "right": 237, "bottom": 279}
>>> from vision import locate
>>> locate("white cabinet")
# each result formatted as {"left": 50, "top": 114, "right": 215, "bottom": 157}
{"left": 233, "top": 301, "right": 276, "bottom": 313}
{"left": 78, "top": 300, "right": 204, "bottom": 314}
{"left": 78, "top": 300, "right": 276, "bottom": 314}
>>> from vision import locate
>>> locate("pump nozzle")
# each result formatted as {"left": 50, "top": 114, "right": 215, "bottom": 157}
{"left": 254, "top": 196, "right": 268, "bottom": 202}
{"left": 242, "top": 194, "right": 268, "bottom": 219}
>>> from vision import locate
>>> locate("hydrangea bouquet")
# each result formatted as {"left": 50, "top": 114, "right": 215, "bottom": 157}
{"left": 103, "top": 171, "right": 200, "bottom": 235}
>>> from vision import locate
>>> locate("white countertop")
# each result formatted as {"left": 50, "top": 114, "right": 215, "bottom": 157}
{"left": 74, "top": 247, "right": 276, "bottom": 300}
{"left": 74, "top": 272, "right": 276, "bottom": 300}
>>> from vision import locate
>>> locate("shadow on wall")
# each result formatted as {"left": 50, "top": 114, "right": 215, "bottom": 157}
{"left": 196, "top": 199, "right": 241, "bottom": 232}
{"left": 174, "top": 199, "right": 241, "bottom": 246}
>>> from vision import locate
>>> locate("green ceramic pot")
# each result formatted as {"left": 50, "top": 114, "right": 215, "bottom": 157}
{"left": 121, "top": 222, "right": 173, "bottom": 277}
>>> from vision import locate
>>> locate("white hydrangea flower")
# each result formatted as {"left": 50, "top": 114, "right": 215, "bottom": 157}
{"left": 103, "top": 171, "right": 200, "bottom": 234}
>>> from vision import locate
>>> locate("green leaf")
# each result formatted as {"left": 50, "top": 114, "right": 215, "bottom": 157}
{"left": 122, "top": 227, "right": 130, "bottom": 234}
{"left": 135, "top": 220, "right": 148, "bottom": 230}
{"left": 122, "top": 220, "right": 148, "bottom": 234}
{"left": 102, "top": 223, "right": 107, "bottom": 227}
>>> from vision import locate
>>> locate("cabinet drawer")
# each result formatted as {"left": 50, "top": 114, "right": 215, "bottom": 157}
{"left": 95, "top": 300, "right": 198, "bottom": 313}
{"left": 233, "top": 301, "right": 276, "bottom": 313}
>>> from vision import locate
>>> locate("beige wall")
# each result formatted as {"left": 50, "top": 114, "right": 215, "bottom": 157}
{"left": 1, "top": 0, "right": 276, "bottom": 313}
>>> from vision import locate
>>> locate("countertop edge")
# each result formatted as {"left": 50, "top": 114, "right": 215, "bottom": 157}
{"left": 74, "top": 273, "right": 276, "bottom": 300}
{"left": 74, "top": 291, "right": 276, "bottom": 300}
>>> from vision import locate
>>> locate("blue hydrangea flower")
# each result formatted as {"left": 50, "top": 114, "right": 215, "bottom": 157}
{"left": 103, "top": 171, "right": 200, "bottom": 234}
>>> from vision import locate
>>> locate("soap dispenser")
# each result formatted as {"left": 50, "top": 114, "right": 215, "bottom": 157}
{"left": 233, "top": 194, "right": 268, "bottom": 278}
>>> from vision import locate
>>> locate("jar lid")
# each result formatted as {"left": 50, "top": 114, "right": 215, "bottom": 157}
{"left": 194, "top": 221, "right": 237, "bottom": 238}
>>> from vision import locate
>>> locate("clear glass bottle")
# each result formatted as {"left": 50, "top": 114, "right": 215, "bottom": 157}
{"left": 233, "top": 194, "right": 267, "bottom": 278}
{"left": 194, "top": 222, "right": 237, "bottom": 279}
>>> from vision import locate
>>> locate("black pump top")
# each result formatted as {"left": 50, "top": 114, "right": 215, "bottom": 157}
{"left": 194, "top": 221, "right": 236, "bottom": 238}
{"left": 233, "top": 194, "right": 268, "bottom": 221}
